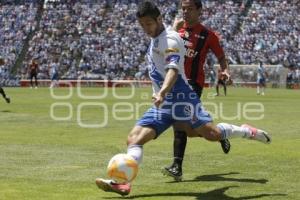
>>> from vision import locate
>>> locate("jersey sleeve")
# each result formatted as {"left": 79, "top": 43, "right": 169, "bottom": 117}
{"left": 208, "top": 31, "right": 225, "bottom": 60}
{"left": 162, "top": 37, "right": 183, "bottom": 71}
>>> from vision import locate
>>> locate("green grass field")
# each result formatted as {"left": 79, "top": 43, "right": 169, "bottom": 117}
{"left": 0, "top": 87, "right": 299, "bottom": 200}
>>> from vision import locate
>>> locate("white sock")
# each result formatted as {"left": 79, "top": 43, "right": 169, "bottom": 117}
{"left": 257, "top": 86, "right": 260, "bottom": 94}
{"left": 127, "top": 145, "right": 143, "bottom": 165}
{"left": 217, "top": 123, "right": 252, "bottom": 139}
{"left": 261, "top": 87, "right": 265, "bottom": 94}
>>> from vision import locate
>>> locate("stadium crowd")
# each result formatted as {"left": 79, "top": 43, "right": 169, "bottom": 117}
{"left": 228, "top": 0, "right": 300, "bottom": 65}
{"left": 21, "top": 0, "right": 178, "bottom": 80}
{"left": 0, "top": 2, "right": 38, "bottom": 85}
{"left": 0, "top": 0, "right": 299, "bottom": 86}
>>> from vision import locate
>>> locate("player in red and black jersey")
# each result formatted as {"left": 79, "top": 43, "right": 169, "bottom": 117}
{"left": 0, "top": 58, "right": 10, "bottom": 103}
{"left": 162, "top": 0, "right": 230, "bottom": 181}
{"left": 28, "top": 59, "right": 38, "bottom": 88}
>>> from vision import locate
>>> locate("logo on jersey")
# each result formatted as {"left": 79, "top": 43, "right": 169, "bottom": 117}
{"left": 166, "top": 55, "right": 180, "bottom": 64}
{"left": 184, "top": 105, "right": 191, "bottom": 116}
{"left": 186, "top": 48, "right": 198, "bottom": 58}
{"left": 165, "top": 48, "right": 179, "bottom": 54}
{"left": 183, "top": 39, "right": 193, "bottom": 48}
{"left": 184, "top": 105, "right": 199, "bottom": 123}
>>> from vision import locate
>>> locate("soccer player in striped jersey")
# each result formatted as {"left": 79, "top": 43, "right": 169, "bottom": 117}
{"left": 163, "top": 0, "right": 231, "bottom": 180}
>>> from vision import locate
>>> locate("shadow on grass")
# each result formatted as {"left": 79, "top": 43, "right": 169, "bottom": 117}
{"left": 103, "top": 186, "right": 286, "bottom": 199}
{"left": 0, "top": 110, "right": 11, "bottom": 113}
{"left": 167, "top": 172, "right": 268, "bottom": 184}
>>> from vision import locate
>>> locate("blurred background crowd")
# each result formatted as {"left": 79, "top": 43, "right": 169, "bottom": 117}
{"left": 0, "top": 0, "right": 299, "bottom": 86}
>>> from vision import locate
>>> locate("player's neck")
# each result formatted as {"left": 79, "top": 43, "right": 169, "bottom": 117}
{"left": 153, "top": 24, "right": 165, "bottom": 38}
{"left": 185, "top": 20, "right": 200, "bottom": 28}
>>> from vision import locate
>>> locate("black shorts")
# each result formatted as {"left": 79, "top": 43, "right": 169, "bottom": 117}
{"left": 218, "top": 79, "right": 226, "bottom": 86}
{"left": 30, "top": 72, "right": 37, "bottom": 79}
{"left": 188, "top": 80, "right": 203, "bottom": 98}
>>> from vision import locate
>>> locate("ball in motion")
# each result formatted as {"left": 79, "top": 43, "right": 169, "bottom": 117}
{"left": 107, "top": 153, "right": 138, "bottom": 183}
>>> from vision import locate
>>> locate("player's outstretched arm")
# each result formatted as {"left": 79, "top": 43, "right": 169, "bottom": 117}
{"left": 218, "top": 56, "right": 228, "bottom": 71}
{"left": 153, "top": 68, "right": 178, "bottom": 107}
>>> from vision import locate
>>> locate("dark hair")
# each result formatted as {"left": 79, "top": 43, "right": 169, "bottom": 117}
{"left": 182, "top": 0, "right": 202, "bottom": 9}
{"left": 194, "top": 0, "right": 203, "bottom": 9}
{"left": 136, "top": 1, "right": 161, "bottom": 19}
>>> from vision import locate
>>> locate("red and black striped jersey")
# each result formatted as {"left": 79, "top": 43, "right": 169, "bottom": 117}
{"left": 178, "top": 22, "right": 225, "bottom": 87}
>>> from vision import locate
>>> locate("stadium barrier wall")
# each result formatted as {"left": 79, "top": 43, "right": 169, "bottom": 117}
{"left": 20, "top": 64, "right": 294, "bottom": 88}
{"left": 20, "top": 79, "right": 153, "bottom": 87}
{"left": 20, "top": 79, "right": 260, "bottom": 88}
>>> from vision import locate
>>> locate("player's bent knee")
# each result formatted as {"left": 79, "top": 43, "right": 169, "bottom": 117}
{"left": 127, "top": 126, "right": 156, "bottom": 146}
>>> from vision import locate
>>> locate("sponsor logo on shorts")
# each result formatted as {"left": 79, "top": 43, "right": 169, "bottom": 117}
{"left": 166, "top": 55, "right": 180, "bottom": 64}
{"left": 165, "top": 48, "right": 180, "bottom": 54}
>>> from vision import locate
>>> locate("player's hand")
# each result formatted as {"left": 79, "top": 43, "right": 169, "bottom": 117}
{"left": 173, "top": 18, "right": 184, "bottom": 32}
{"left": 152, "top": 93, "right": 164, "bottom": 108}
{"left": 221, "top": 69, "right": 230, "bottom": 80}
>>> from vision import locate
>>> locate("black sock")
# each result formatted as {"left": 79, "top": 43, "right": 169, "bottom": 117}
{"left": 172, "top": 131, "right": 187, "bottom": 167}
{"left": 0, "top": 87, "right": 6, "bottom": 98}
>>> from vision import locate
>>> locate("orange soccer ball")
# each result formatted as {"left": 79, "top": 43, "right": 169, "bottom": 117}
{"left": 107, "top": 154, "right": 138, "bottom": 183}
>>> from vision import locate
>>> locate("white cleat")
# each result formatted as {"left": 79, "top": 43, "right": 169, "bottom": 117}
{"left": 242, "top": 124, "right": 271, "bottom": 144}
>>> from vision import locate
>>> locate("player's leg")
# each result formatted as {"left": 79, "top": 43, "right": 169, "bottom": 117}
{"left": 0, "top": 87, "right": 10, "bottom": 103}
{"left": 185, "top": 105, "right": 271, "bottom": 143}
{"left": 223, "top": 81, "right": 227, "bottom": 96}
{"left": 0, "top": 87, "right": 6, "bottom": 98}
{"left": 96, "top": 126, "right": 156, "bottom": 196}
{"left": 50, "top": 74, "right": 55, "bottom": 88}
{"left": 257, "top": 79, "right": 261, "bottom": 95}
{"left": 162, "top": 125, "right": 187, "bottom": 181}
{"left": 34, "top": 74, "right": 38, "bottom": 88}
{"left": 190, "top": 122, "right": 271, "bottom": 144}
{"left": 30, "top": 74, "right": 34, "bottom": 88}
{"left": 163, "top": 82, "right": 201, "bottom": 181}
{"left": 126, "top": 126, "right": 156, "bottom": 162}
{"left": 96, "top": 107, "right": 173, "bottom": 195}
{"left": 261, "top": 80, "right": 266, "bottom": 95}
{"left": 55, "top": 75, "right": 59, "bottom": 87}
{"left": 216, "top": 81, "right": 220, "bottom": 96}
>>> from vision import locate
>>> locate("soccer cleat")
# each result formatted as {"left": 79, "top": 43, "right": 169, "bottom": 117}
{"left": 241, "top": 124, "right": 271, "bottom": 144}
{"left": 95, "top": 178, "right": 131, "bottom": 196}
{"left": 5, "top": 97, "right": 10, "bottom": 104}
{"left": 220, "top": 139, "right": 231, "bottom": 154}
{"left": 161, "top": 163, "right": 182, "bottom": 182}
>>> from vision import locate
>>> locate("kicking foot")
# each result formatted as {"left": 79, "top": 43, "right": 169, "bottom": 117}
{"left": 95, "top": 178, "right": 130, "bottom": 196}
{"left": 242, "top": 124, "right": 271, "bottom": 144}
